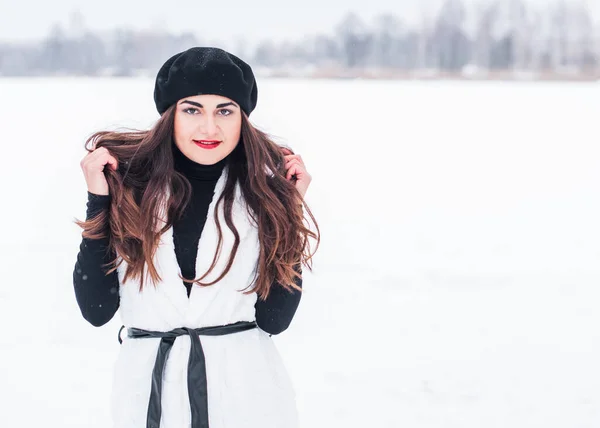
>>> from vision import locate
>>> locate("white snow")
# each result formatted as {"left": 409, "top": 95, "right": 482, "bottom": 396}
{"left": 0, "top": 77, "right": 599, "bottom": 427}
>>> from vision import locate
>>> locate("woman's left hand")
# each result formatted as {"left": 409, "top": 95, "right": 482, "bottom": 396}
{"left": 282, "top": 148, "right": 311, "bottom": 198}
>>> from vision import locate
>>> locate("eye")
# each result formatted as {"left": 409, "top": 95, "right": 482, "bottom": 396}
{"left": 183, "top": 107, "right": 199, "bottom": 115}
{"left": 218, "top": 109, "right": 233, "bottom": 116}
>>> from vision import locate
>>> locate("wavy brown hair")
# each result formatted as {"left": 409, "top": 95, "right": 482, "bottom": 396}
{"left": 75, "top": 105, "right": 320, "bottom": 300}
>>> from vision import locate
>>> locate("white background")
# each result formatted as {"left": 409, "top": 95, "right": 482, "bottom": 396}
{"left": 0, "top": 77, "right": 599, "bottom": 427}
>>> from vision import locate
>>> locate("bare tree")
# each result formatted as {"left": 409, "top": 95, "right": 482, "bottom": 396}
{"left": 41, "top": 23, "right": 68, "bottom": 74}
{"left": 335, "top": 12, "right": 372, "bottom": 69}
{"left": 253, "top": 40, "right": 279, "bottom": 68}
{"left": 416, "top": 3, "right": 435, "bottom": 70}
{"left": 549, "top": 1, "right": 568, "bottom": 71}
{"left": 473, "top": 1, "right": 501, "bottom": 71}
{"left": 0, "top": 2, "right": 597, "bottom": 78}
{"left": 371, "top": 14, "right": 405, "bottom": 69}
{"left": 310, "top": 34, "right": 340, "bottom": 67}
{"left": 432, "top": 0, "right": 470, "bottom": 71}
{"left": 507, "top": 0, "right": 529, "bottom": 71}
{"left": 570, "top": 1, "right": 595, "bottom": 71}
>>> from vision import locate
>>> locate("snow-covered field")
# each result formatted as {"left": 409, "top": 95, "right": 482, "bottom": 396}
{"left": 0, "top": 77, "right": 599, "bottom": 427}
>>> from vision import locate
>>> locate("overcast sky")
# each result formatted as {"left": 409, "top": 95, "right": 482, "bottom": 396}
{"left": 1, "top": 0, "right": 597, "bottom": 46}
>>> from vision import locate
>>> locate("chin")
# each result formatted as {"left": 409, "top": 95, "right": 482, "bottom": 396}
{"left": 190, "top": 148, "right": 229, "bottom": 165}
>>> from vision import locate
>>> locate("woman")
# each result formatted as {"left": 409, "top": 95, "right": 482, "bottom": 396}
{"left": 73, "top": 47, "right": 319, "bottom": 428}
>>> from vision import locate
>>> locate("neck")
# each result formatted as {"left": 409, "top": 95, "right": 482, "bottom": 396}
{"left": 172, "top": 142, "right": 227, "bottom": 181}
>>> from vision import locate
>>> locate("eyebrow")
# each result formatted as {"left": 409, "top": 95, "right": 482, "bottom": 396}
{"left": 180, "top": 100, "right": 238, "bottom": 109}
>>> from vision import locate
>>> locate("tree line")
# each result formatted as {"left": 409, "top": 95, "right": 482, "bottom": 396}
{"left": 1, "top": 0, "right": 598, "bottom": 80}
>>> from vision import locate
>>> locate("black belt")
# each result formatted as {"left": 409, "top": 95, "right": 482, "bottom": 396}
{"left": 117, "top": 321, "right": 258, "bottom": 428}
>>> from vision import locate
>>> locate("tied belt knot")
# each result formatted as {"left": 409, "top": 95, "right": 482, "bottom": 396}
{"left": 118, "top": 321, "right": 258, "bottom": 428}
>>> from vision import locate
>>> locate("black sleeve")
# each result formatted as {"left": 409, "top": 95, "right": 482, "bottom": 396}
{"left": 73, "top": 192, "right": 120, "bottom": 327}
{"left": 255, "top": 265, "right": 303, "bottom": 335}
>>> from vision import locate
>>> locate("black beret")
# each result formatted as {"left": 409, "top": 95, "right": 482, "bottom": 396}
{"left": 154, "top": 47, "right": 258, "bottom": 116}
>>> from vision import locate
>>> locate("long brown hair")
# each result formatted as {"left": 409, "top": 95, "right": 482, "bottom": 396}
{"left": 75, "top": 105, "right": 320, "bottom": 300}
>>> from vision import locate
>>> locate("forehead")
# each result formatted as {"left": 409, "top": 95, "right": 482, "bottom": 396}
{"left": 178, "top": 94, "right": 235, "bottom": 105}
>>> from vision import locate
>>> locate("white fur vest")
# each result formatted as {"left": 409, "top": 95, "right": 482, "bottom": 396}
{"left": 109, "top": 165, "right": 299, "bottom": 428}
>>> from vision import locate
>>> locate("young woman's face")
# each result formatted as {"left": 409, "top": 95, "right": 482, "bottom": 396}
{"left": 173, "top": 94, "right": 242, "bottom": 165}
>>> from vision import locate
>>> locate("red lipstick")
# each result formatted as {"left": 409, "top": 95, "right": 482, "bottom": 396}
{"left": 193, "top": 140, "right": 221, "bottom": 150}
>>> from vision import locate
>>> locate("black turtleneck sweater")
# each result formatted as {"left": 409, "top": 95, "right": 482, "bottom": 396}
{"left": 73, "top": 144, "right": 302, "bottom": 335}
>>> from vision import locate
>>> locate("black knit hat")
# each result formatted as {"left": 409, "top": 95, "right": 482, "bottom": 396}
{"left": 154, "top": 47, "right": 258, "bottom": 116}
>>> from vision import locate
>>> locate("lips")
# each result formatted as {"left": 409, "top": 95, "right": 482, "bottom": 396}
{"left": 193, "top": 139, "right": 221, "bottom": 145}
{"left": 193, "top": 140, "right": 221, "bottom": 150}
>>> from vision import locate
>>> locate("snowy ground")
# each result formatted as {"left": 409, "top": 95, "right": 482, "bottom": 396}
{"left": 1, "top": 77, "right": 599, "bottom": 427}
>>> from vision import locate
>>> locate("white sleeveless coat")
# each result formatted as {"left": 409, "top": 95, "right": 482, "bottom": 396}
{"left": 110, "top": 166, "right": 299, "bottom": 428}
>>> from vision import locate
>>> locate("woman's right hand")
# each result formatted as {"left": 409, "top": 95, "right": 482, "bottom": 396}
{"left": 80, "top": 147, "right": 119, "bottom": 196}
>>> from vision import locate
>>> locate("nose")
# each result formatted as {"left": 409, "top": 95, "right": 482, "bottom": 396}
{"left": 200, "top": 115, "right": 219, "bottom": 138}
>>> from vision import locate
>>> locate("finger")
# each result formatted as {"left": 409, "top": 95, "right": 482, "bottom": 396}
{"left": 83, "top": 147, "right": 99, "bottom": 161}
{"left": 85, "top": 150, "right": 117, "bottom": 170}
{"left": 107, "top": 156, "right": 119, "bottom": 170}
{"left": 286, "top": 157, "right": 304, "bottom": 166}
{"left": 91, "top": 146, "right": 107, "bottom": 155}
{"left": 287, "top": 164, "right": 304, "bottom": 181}
{"left": 286, "top": 164, "right": 296, "bottom": 180}
{"left": 281, "top": 147, "right": 293, "bottom": 156}
{"left": 284, "top": 154, "right": 305, "bottom": 167}
{"left": 285, "top": 158, "right": 304, "bottom": 170}
{"left": 85, "top": 146, "right": 108, "bottom": 162}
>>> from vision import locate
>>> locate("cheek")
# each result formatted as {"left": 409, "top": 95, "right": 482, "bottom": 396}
{"left": 173, "top": 115, "right": 182, "bottom": 138}
{"left": 225, "top": 118, "right": 242, "bottom": 143}
{"left": 173, "top": 115, "right": 191, "bottom": 141}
